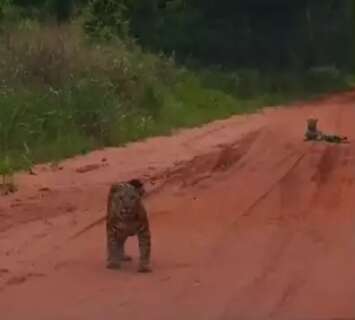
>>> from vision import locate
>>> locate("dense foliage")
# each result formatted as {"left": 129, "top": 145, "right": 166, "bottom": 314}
{"left": 5, "top": 0, "right": 353, "bottom": 69}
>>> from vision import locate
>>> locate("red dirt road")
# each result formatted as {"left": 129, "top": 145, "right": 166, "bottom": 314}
{"left": 1, "top": 92, "right": 355, "bottom": 320}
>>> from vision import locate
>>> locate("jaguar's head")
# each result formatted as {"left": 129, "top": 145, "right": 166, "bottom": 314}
{"left": 307, "top": 118, "right": 318, "bottom": 131}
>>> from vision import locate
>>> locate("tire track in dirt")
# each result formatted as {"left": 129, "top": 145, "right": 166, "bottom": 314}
{"left": 1, "top": 91, "right": 355, "bottom": 320}
{"left": 68, "top": 129, "right": 262, "bottom": 241}
{"left": 155, "top": 119, "right": 351, "bottom": 318}
{"left": 215, "top": 135, "right": 352, "bottom": 319}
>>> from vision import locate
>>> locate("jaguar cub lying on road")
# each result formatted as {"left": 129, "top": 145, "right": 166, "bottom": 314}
{"left": 305, "top": 118, "right": 348, "bottom": 143}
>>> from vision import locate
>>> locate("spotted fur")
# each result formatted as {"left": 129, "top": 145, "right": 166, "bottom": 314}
{"left": 106, "top": 180, "right": 151, "bottom": 272}
{"left": 305, "top": 118, "right": 348, "bottom": 143}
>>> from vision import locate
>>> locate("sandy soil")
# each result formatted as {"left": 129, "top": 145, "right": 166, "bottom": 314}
{"left": 1, "top": 92, "right": 355, "bottom": 320}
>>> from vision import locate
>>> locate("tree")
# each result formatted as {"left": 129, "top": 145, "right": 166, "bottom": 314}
{"left": 84, "top": 0, "right": 130, "bottom": 40}
{"left": 51, "top": 0, "right": 73, "bottom": 23}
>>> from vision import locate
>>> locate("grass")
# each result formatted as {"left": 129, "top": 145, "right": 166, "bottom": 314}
{"left": 0, "top": 155, "right": 16, "bottom": 195}
{"left": 0, "top": 21, "right": 352, "bottom": 175}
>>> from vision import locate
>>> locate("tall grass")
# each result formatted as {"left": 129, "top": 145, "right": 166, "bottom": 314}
{"left": 0, "top": 21, "right": 352, "bottom": 172}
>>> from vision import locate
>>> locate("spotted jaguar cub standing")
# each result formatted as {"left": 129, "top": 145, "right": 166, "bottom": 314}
{"left": 305, "top": 118, "right": 348, "bottom": 143}
{"left": 106, "top": 179, "right": 151, "bottom": 273}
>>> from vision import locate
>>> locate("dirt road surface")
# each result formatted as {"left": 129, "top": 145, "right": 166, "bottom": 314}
{"left": 1, "top": 92, "right": 355, "bottom": 320}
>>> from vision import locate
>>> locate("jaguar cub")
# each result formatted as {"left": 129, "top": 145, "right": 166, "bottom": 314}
{"left": 106, "top": 179, "right": 151, "bottom": 273}
{"left": 305, "top": 118, "right": 348, "bottom": 143}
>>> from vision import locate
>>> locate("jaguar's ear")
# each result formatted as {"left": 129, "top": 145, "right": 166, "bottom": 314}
{"left": 128, "top": 179, "right": 144, "bottom": 190}
{"left": 127, "top": 179, "right": 147, "bottom": 197}
{"left": 109, "top": 183, "right": 120, "bottom": 194}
